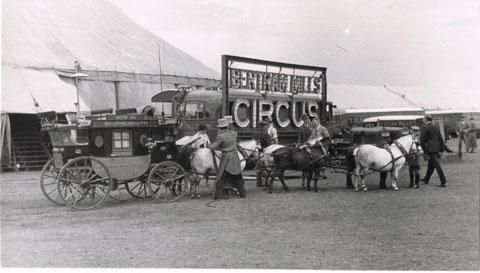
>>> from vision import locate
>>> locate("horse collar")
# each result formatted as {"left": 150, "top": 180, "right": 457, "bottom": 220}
{"left": 385, "top": 146, "right": 395, "bottom": 163}
{"left": 393, "top": 140, "right": 408, "bottom": 156}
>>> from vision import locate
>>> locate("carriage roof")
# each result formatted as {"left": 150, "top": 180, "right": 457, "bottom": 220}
{"left": 350, "top": 126, "right": 405, "bottom": 134}
{"left": 362, "top": 115, "right": 425, "bottom": 123}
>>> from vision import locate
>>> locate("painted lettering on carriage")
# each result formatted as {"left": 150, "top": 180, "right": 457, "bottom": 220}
{"left": 92, "top": 120, "right": 158, "bottom": 128}
{"left": 232, "top": 98, "right": 319, "bottom": 128}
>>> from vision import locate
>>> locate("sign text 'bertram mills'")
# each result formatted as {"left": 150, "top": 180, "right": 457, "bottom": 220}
{"left": 229, "top": 68, "right": 324, "bottom": 94}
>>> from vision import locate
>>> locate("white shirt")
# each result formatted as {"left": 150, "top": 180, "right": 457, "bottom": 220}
{"left": 267, "top": 124, "right": 278, "bottom": 142}
{"left": 192, "top": 132, "right": 211, "bottom": 148}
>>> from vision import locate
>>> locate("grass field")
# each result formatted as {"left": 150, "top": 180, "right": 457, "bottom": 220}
{"left": 1, "top": 141, "right": 479, "bottom": 270}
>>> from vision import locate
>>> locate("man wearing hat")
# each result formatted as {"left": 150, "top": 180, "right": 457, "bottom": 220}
{"left": 298, "top": 113, "right": 312, "bottom": 145}
{"left": 208, "top": 118, "right": 246, "bottom": 199}
{"left": 307, "top": 116, "right": 331, "bottom": 145}
{"left": 420, "top": 114, "right": 447, "bottom": 187}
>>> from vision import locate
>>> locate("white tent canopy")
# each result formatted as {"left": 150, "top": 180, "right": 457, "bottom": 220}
{"left": 1, "top": 66, "right": 89, "bottom": 114}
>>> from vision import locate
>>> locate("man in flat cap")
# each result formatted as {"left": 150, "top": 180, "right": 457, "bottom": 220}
{"left": 208, "top": 118, "right": 246, "bottom": 199}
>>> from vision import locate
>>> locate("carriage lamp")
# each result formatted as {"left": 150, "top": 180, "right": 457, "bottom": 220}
{"left": 74, "top": 149, "right": 82, "bottom": 154}
{"left": 166, "top": 154, "right": 172, "bottom": 159}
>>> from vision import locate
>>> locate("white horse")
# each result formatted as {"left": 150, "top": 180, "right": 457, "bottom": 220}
{"left": 353, "top": 134, "right": 421, "bottom": 192}
{"left": 188, "top": 139, "right": 260, "bottom": 198}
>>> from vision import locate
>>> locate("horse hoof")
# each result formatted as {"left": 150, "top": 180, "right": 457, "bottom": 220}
{"left": 363, "top": 187, "right": 368, "bottom": 192}
{"left": 355, "top": 187, "right": 359, "bottom": 192}
{"left": 283, "top": 187, "right": 289, "bottom": 192}
{"left": 306, "top": 187, "right": 311, "bottom": 191}
{"left": 190, "top": 194, "right": 196, "bottom": 199}
{"left": 393, "top": 187, "right": 399, "bottom": 191}
{"left": 196, "top": 194, "right": 201, "bottom": 199}
{"left": 314, "top": 188, "right": 318, "bottom": 193}
{"left": 302, "top": 186, "right": 306, "bottom": 190}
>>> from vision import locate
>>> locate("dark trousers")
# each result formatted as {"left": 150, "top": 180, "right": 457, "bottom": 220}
{"left": 409, "top": 166, "right": 420, "bottom": 186}
{"left": 379, "top": 171, "right": 387, "bottom": 189}
{"left": 214, "top": 172, "right": 246, "bottom": 199}
{"left": 423, "top": 153, "right": 447, "bottom": 185}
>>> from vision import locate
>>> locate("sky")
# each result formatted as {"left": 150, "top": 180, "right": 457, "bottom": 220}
{"left": 111, "top": 0, "right": 480, "bottom": 90}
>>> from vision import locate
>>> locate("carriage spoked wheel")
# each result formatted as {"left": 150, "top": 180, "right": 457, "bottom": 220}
{"left": 125, "top": 177, "right": 152, "bottom": 199}
{"left": 40, "top": 158, "right": 64, "bottom": 205}
{"left": 147, "top": 161, "right": 188, "bottom": 203}
{"left": 57, "top": 156, "right": 112, "bottom": 210}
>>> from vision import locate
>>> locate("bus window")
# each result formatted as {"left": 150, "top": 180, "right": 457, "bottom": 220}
{"left": 185, "top": 102, "right": 207, "bottom": 120}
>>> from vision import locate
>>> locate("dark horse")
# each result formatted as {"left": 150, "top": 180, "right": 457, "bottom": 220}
{"left": 262, "top": 142, "right": 327, "bottom": 193}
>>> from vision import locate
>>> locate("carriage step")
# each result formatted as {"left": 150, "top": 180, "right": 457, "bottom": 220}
{"left": 14, "top": 146, "right": 45, "bottom": 151}
{"left": 15, "top": 155, "right": 50, "bottom": 161}
{"left": 14, "top": 150, "right": 47, "bottom": 156}
{"left": 14, "top": 159, "right": 49, "bottom": 165}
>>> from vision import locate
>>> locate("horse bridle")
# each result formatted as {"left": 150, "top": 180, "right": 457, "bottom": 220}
{"left": 393, "top": 135, "right": 419, "bottom": 160}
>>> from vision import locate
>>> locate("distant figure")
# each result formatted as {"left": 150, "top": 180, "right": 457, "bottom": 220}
{"left": 253, "top": 120, "right": 272, "bottom": 187}
{"left": 264, "top": 117, "right": 279, "bottom": 144}
{"left": 465, "top": 117, "right": 477, "bottom": 153}
{"left": 420, "top": 114, "right": 447, "bottom": 187}
{"left": 457, "top": 115, "right": 468, "bottom": 152}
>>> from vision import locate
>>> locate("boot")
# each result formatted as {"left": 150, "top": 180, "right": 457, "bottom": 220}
{"left": 408, "top": 173, "right": 414, "bottom": 188}
{"left": 414, "top": 173, "right": 420, "bottom": 188}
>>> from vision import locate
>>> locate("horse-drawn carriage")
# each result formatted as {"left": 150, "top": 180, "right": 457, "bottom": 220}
{"left": 39, "top": 111, "right": 188, "bottom": 210}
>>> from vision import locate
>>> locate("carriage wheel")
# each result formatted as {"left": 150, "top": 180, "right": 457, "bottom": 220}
{"left": 147, "top": 161, "right": 187, "bottom": 203}
{"left": 40, "top": 158, "right": 64, "bottom": 205}
{"left": 57, "top": 156, "right": 112, "bottom": 210}
{"left": 125, "top": 178, "right": 152, "bottom": 199}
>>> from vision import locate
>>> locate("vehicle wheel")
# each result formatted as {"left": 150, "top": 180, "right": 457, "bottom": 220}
{"left": 125, "top": 178, "right": 152, "bottom": 198}
{"left": 57, "top": 156, "right": 112, "bottom": 210}
{"left": 148, "top": 161, "right": 187, "bottom": 203}
{"left": 40, "top": 158, "right": 64, "bottom": 205}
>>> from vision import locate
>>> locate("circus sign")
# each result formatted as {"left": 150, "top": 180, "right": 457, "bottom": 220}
{"left": 228, "top": 68, "right": 324, "bottom": 94}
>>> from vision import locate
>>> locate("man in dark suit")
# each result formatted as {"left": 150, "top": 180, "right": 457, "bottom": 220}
{"left": 208, "top": 118, "right": 246, "bottom": 199}
{"left": 298, "top": 113, "right": 312, "bottom": 144}
{"left": 420, "top": 114, "right": 447, "bottom": 187}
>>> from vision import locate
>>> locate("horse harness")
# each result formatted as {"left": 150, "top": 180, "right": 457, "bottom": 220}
{"left": 378, "top": 140, "right": 410, "bottom": 171}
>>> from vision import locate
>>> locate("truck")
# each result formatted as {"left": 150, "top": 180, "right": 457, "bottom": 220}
{"left": 151, "top": 55, "right": 335, "bottom": 144}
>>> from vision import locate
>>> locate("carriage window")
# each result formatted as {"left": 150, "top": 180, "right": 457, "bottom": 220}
{"left": 112, "top": 130, "right": 132, "bottom": 156}
{"left": 185, "top": 102, "right": 207, "bottom": 120}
